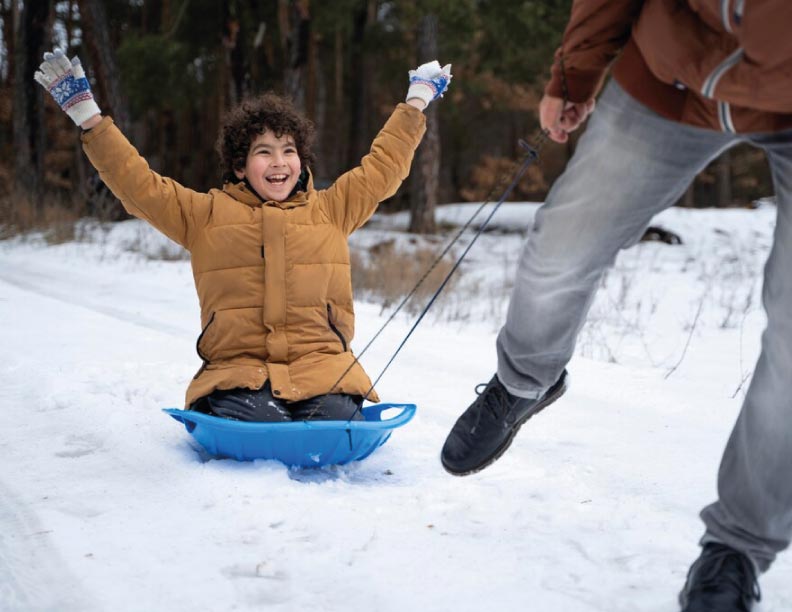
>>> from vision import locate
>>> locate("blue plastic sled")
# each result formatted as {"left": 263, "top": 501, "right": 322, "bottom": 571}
{"left": 162, "top": 403, "right": 415, "bottom": 467}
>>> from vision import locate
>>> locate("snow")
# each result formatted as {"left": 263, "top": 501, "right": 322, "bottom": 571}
{"left": 1, "top": 201, "right": 789, "bottom": 611}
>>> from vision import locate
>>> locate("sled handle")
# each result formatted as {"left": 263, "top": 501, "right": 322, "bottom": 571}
{"left": 360, "top": 403, "right": 416, "bottom": 428}
{"left": 163, "top": 408, "right": 198, "bottom": 432}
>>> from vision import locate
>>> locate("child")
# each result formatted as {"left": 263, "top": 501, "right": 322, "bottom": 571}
{"left": 35, "top": 49, "right": 451, "bottom": 422}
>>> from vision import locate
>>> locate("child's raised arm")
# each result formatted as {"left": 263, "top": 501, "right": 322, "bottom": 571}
{"left": 34, "top": 49, "right": 210, "bottom": 249}
{"left": 320, "top": 61, "right": 452, "bottom": 234}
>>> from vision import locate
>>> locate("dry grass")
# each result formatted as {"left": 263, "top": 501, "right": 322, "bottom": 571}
{"left": 0, "top": 190, "right": 87, "bottom": 243}
{"left": 460, "top": 155, "right": 547, "bottom": 203}
{"left": 351, "top": 238, "right": 461, "bottom": 317}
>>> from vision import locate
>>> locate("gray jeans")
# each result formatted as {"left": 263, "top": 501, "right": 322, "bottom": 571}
{"left": 497, "top": 81, "right": 792, "bottom": 571}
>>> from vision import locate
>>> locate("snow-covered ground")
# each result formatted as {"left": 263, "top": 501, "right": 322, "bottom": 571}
{"left": 1, "top": 202, "right": 789, "bottom": 612}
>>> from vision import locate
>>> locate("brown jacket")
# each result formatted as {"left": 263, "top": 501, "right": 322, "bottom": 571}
{"left": 546, "top": 0, "right": 792, "bottom": 133}
{"left": 82, "top": 103, "right": 426, "bottom": 407}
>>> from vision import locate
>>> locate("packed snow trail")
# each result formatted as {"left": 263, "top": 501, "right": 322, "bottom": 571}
{"left": 1, "top": 208, "right": 790, "bottom": 611}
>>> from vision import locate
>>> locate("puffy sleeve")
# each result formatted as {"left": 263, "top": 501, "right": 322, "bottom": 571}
{"left": 545, "top": 0, "right": 644, "bottom": 102}
{"left": 319, "top": 103, "right": 426, "bottom": 235}
{"left": 82, "top": 116, "right": 211, "bottom": 249}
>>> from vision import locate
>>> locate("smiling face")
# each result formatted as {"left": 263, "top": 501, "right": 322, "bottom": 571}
{"left": 234, "top": 130, "right": 302, "bottom": 202}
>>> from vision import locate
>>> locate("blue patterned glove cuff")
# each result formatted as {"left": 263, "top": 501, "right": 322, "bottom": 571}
{"left": 409, "top": 74, "right": 450, "bottom": 100}
{"left": 50, "top": 75, "right": 93, "bottom": 109}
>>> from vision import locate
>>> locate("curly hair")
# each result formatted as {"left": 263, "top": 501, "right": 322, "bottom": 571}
{"left": 216, "top": 92, "right": 316, "bottom": 184}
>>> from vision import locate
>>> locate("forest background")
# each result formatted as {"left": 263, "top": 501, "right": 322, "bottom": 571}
{"left": 0, "top": 0, "right": 775, "bottom": 237}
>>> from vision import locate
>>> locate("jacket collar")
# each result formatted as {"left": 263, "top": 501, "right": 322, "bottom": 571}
{"left": 222, "top": 167, "right": 314, "bottom": 209}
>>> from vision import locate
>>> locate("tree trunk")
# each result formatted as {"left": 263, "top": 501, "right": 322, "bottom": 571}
{"left": 681, "top": 183, "right": 696, "bottom": 207}
{"left": 309, "top": 25, "right": 327, "bottom": 178}
{"left": 329, "top": 26, "right": 344, "bottom": 178}
{"left": 64, "top": 0, "right": 74, "bottom": 52}
{"left": 222, "top": 16, "right": 243, "bottom": 106}
{"left": 13, "top": 0, "right": 51, "bottom": 197}
{"left": 2, "top": 0, "right": 15, "bottom": 88}
{"left": 284, "top": 0, "right": 310, "bottom": 111}
{"left": 346, "top": 1, "right": 375, "bottom": 170}
{"left": 408, "top": 13, "right": 438, "bottom": 234}
{"left": 0, "top": 0, "right": 16, "bottom": 159}
{"left": 142, "top": 0, "right": 164, "bottom": 34}
{"left": 76, "top": 0, "right": 130, "bottom": 219}
{"left": 77, "top": 0, "right": 130, "bottom": 133}
{"left": 716, "top": 149, "right": 732, "bottom": 207}
{"left": 277, "top": 0, "right": 289, "bottom": 59}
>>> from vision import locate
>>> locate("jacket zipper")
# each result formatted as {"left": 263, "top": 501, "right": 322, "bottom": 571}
{"left": 701, "top": 47, "right": 744, "bottom": 98}
{"left": 718, "top": 102, "right": 736, "bottom": 133}
{"left": 700, "top": 47, "right": 743, "bottom": 133}
{"left": 193, "top": 312, "right": 216, "bottom": 378}
{"left": 326, "top": 304, "right": 348, "bottom": 352}
{"left": 720, "top": 0, "right": 734, "bottom": 32}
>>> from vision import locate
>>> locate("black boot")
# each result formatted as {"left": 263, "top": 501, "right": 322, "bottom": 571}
{"left": 679, "top": 543, "right": 761, "bottom": 612}
{"left": 441, "top": 370, "right": 568, "bottom": 476}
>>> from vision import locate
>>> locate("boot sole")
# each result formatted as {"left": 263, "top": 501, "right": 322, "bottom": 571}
{"left": 441, "top": 372, "right": 569, "bottom": 477}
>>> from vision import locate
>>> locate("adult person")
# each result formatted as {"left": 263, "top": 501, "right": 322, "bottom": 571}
{"left": 441, "top": 1, "right": 791, "bottom": 610}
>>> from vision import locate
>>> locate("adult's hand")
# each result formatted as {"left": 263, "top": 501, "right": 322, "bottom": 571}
{"left": 539, "top": 94, "right": 595, "bottom": 143}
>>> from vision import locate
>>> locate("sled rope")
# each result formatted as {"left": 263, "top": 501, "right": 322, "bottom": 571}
{"left": 307, "top": 129, "right": 550, "bottom": 421}
{"left": 360, "top": 133, "right": 550, "bottom": 401}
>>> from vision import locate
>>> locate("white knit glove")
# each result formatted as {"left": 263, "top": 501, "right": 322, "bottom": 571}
{"left": 34, "top": 48, "right": 101, "bottom": 127}
{"left": 406, "top": 61, "right": 452, "bottom": 107}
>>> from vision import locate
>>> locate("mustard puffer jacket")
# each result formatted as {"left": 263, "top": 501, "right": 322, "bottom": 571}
{"left": 82, "top": 103, "right": 426, "bottom": 407}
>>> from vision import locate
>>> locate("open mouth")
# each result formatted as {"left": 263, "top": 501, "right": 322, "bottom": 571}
{"left": 266, "top": 174, "right": 289, "bottom": 186}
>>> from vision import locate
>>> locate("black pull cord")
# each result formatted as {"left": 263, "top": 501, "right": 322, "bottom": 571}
{"left": 334, "top": 130, "right": 550, "bottom": 423}
{"left": 351, "top": 133, "right": 548, "bottom": 419}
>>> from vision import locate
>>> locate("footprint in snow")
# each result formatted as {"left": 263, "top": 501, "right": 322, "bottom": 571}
{"left": 55, "top": 434, "right": 104, "bottom": 458}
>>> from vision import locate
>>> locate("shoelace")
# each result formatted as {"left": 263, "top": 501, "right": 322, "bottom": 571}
{"left": 474, "top": 379, "right": 513, "bottom": 421}
{"left": 687, "top": 545, "right": 761, "bottom": 609}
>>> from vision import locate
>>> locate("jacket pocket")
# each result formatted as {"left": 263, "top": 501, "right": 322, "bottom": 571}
{"left": 326, "top": 304, "right": 348, "bottom": 352}
{"left": 193, "top": 312, "right": 216, "bottom": 378}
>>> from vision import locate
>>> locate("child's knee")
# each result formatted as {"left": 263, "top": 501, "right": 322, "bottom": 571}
{"left": 291, "top": 394, "right": 364, "bottom": 421}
